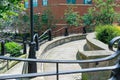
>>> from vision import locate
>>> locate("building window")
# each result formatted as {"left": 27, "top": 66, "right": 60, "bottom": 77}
{"left": 24, "top": 0, "right": 29, "bottom": 8}
{"left": 33, "top": 0, "right": 38, "bottom": 7}
{"left": 24, "top": 0, "right": 38, "bottom": 8}
{"left": 84, "top": 0, "right": 92, "bottom": 4}
{"left": 42, "top": 0, "right": 48, "bottom": 6}
{"left": 67, "top": 0, "right": 76, "bottom": 4}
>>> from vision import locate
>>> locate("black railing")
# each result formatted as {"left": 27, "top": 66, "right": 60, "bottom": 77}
{"left": 0, "top": 36, "right": 120, "bottom": 80}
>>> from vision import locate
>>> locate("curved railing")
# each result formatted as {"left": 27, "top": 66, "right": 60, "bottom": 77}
{"left": 0, "top": 37, "right": 120, "bottom": 80}
{"left": 52, "top": 27, "right": 65, "bottom": 37}
{"left": 38, "top": 29, "right": 52, "bottom": 43}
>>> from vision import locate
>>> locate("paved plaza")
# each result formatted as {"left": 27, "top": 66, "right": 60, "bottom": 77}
{"left": 2, "top": 36, "right": 86, "bottom": 80}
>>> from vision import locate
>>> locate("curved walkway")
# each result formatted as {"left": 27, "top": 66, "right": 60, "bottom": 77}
{"left": 2, "top": 35, "right": 86, "bottom": 80}
{"left": 40, "top": 40, "right": 86, "bottom": 80}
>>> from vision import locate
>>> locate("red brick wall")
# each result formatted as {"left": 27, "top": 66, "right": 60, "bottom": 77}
{"left": 25, "top": 0, "right": 93, "bottom": 23}
{"left": 24, "top": 0, "right": 120, "bottom": 27}
{"left": 24, "top": 0, "right": 120, "bottom": 20}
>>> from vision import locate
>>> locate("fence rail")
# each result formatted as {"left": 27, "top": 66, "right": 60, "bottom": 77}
{"left": 0, "top": 28, "right": 120, "bottom": 80}
{"left": 0, "top": 36, "right": 120, "bottom": 80}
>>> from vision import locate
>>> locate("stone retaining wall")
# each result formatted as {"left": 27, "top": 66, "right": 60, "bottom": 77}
{"left": 86, "top": 32, "right": 108, "bottom": 50}
{"left": 77, "top": 32, "right": 115, "bottom": 80}
{"left": 38, "top": 34, "right": 86, "bottom": 57}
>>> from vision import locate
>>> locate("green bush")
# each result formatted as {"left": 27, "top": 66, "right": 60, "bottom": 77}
{"left": 5, "top": 42, "right": 22, "bottom": 57}
{"left": 95, "top": 25, "right": 120, "bottom": 44}
{"left": 64, "top": 6, "right": 81, "bottom": 27}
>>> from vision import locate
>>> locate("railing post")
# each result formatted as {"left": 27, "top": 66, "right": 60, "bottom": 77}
{"left": 56, "top": 63, "right": 59, "bottom": 80}
{"left": 48, "top": 29, "right": 52, "bottom": 41}
{"left": 35, "top": 34, "right": 39, "bottom": 51}
{"left": 23, "top": 38, "right": 27, "bottom": 54}
{"left": 64, "top": 26, "right": 69, "bottom": 36}
{"left": 28, "top": 42, "right": 37, "bottom": 73}
{"left": 7, "top": 60, "right": 9, "bottom": 70}
{"left": 1, "top": 41, "right": 5, "bottom": 55}
{"left": 109, "top": 59, "right": 120, "bottom": 80}
{"left": 83, "top": 26, "right": 86, "bottom": 34}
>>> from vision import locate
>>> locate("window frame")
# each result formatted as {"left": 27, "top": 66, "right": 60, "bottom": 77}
{"left": 84, "top": 0, "right": 92, "bottom": 4}
{"left": 42, "top": 0, "right": 48, "bottom": 6}
{"left": 66, "top": 0, "right": 76, "bottom": 4}
{"left": 33, "top": 0, "right": 38, "bottom": 7}
{"left": 24, "top": 0, "right": 29, "bottom": 8}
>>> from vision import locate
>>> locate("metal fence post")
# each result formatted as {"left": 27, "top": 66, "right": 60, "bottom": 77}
{"left": 23, "top": 38, "right": 27, "bottom": 54}
{"left": 1, "top": 41, "right": 5, "bottom": 55}
{"left": 83, "top": 26, "right": 86, "bottom": 34}
{"left": 48, "top": 29, "right": 52, "bottom": 41}
{"left": 64, "top": 26, "right": 69, "bottom": 36}
{"left": 56, "top": 63, "right": 59, "bottom": 80}
{"left": 109, "top": 59, "right": 120, "bottom": 80}
{"left": 28, "top": 42, "right": 37, "bottom": 73}
{"left": 7, "top": 60, "right": 9, "bottom": 70}
{"left": 35, "top": 34, "right": 39, "bottom": 51}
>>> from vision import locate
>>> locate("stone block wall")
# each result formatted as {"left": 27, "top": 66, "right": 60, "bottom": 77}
{"left": 77, "top": 33, "right": 115, "bottom": 80}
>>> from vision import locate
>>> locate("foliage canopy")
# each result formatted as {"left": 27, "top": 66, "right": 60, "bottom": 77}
{"left": 64, "top": 6, "right": 81, "bottom": 27}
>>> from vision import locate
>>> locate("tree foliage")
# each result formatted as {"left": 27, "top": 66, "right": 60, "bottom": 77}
{"left": 41, "top": 7, "right": 56, "bottom": 29}
{"left": 82, "top": 8, "right": 94, "bottom": 27}
{"left": 64, "top": 6, "right": 81, "bottom": 27}
{"left": 92, "top": 0, "right": 116, "bottom": 25}
{"left": 0, "top": 0, "right": 24, "bottom": 20}
{"left": 0, "top": 0, "right": 24, "bottom": 29}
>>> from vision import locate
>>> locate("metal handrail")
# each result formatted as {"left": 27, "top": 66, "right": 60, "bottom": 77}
{"left": 0, "top": 36, "right": 120, "bottom": 79}
{"left": 52, "top": 27, "right": 64, "bottom": 33}
{"left": 38, "top": 29, "right": 50, "bottom": 39}
{"left": 0, "top": 37, "right": 120, "bottom": 63}
{"left": 52, "top": 27, "right": 65, "bottom": 37}
{"left": 0, "top": 63, "right": 118, "bottom": 79}
{"left": 33, "top": 33, "right": 38, "bottom": 41}
{"left": 0, "top": 49, "right": 119, "bottom": 64}
{"left": 109, "top": 36, "right": 120, "bottom": 51}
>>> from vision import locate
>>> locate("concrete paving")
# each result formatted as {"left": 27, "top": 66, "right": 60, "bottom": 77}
{"left": 39, "top": 40, "right": 86, "bottom": 80}
{"left": 1, "top": 36, "right": 86, "bottom": 80}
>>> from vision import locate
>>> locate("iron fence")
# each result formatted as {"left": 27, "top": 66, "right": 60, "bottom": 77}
{"left": 0, "top": 36, "right": 120, "bottom": 80}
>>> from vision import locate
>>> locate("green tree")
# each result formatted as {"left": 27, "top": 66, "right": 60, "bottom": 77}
{"left": 82, "top": 8, "right": 95, "bottom": 27}
{"left": 64, "top": 6, "right": 81, "bottom": 27}
{"left": 0, "top": 0, "right": 24, "bottom": 30}
{"left": 92, "top": 0, "right": 116, "bottom": 25}
{"left": 0, "top": 0, "right": 24, "bottom": 20}
{"left": 41, "top": 7, "right": 57, "bottom": 31}
{"left": 33, "top": 14, "right": 41, "bottom": 33}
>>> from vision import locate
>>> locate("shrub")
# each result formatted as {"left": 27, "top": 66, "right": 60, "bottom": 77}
{"left": 64, "top": 6, "right": 81, "bottom": 27}
{"left": 89, "top": 0, "right": 116, "bottom": 25}
{"left": 95, "top": 25, "right": 120, "bottom": 44}
{"left": 5, "top": 42, "right": 22, "bottom": 57}
{"left": 82, "top": 8, "right": 94, "bottom": 27}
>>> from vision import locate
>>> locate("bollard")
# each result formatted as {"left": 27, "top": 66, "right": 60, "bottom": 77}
{"left": 64, "top": 26, "right": 69, "bottom": 36}
{"left": 83, "top": 26, "right": 86, "bottom": 34}
{"left": 1, "top": 41, "right": 5, "bottom": 55}
{"left": 23, "top": 41, "right": 27, "bottom": 54}
{"left": 35, "top": 34, "right": 39, "bottom": 51}
{"left": 23, "top": 36, "right": 27, "bottom": 54}
{"left": 48, "top": 29, "right": 52, "bottom": 41}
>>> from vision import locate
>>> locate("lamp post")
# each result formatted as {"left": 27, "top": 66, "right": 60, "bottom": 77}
{"left": 28, "top": 0, "right": 37, "bottom": 73}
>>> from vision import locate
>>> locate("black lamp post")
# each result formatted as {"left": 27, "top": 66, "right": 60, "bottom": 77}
{"left": 28, "top": 0, "right": 37, "bottom": 73}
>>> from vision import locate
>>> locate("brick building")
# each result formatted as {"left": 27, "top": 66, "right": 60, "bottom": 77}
{"left": 23, "top": 0, "right": 120, "bottom": 35}
{"left": 24, "top": 0, "right": 93, "bottom": 23}
{"left": 24, "top": 0, "right": 120, "bottom": 23}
